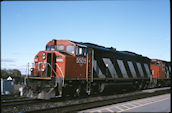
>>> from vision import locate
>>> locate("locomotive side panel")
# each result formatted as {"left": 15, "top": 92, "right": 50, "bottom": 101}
{"left": 65, "top": 56, "right": 87, "bottom": 79}
{"left": 93, "top": 49, "right": 151, "bottom": 80}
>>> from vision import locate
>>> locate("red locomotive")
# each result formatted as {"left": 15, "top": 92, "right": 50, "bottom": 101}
{"left": 150, "top": 59, "right": 171, "bottom": 87}
{"left": 24, "top": 39, "right": 171, "bottom": 99}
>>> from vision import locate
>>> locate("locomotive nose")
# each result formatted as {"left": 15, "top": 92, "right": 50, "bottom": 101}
{"left": 33, "top": 51, "right": 65, "bottom": 78}
{"left": 25, "top": 51, "right": 65, "bottom": 99}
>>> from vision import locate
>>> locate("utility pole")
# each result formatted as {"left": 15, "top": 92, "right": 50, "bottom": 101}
{"left": 27, "top": 62, "right": 29, "bottom": 77}
{"left": 24, "top": 63, "right": 27, "bottom": 85}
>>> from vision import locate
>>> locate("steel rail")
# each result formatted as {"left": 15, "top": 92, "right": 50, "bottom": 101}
{"left": 1, "top": 87, "right": 170, "bottom": 113}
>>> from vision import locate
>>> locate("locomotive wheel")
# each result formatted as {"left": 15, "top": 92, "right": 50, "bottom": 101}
{"left": 74, "top": 86, "right": 81, "bottom": 97}
{"left": 73, "top": 84, "right": 86, "bottom": 97}
{"left": 98, "top": 83, "right": 105, "bottom": 93}
{"left": 161, "top": 81, "right": 165, "bottom": 87}
{"left": 142, "top": 81, "right": 147, "bottom": 89}
{"left": 137, "top": 81, "right": 144, "bottom": 90}
{"left": 151, "top": 78, "right": 157, "bottom": 88}
{"left": 144, "top": 81, "right": 149, "bottom": 89}
{"left": 157, "top": 81, "right": 162, "bottom": 88}
{"left": 138, "top": 82, "right": 142, "bottom": 90}
{"left": 133, "top": 81, "right": 140, "bottom": 90}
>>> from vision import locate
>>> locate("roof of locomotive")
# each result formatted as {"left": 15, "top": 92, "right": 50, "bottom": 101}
{"left": 71, "top": 40, "right": 146, "bottom": 57}
{"left": 71, "top": 41, "right": 111, "bottom": 52}
{"left": 48, "top": 40, "right": 149, "bottom": 60}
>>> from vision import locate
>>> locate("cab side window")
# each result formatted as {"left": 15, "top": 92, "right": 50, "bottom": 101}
{"left": 66, "top": 45, "right": 75, "bottom": 54}
{"left": 76, "top": 46, "right": 87, "bottom": 56}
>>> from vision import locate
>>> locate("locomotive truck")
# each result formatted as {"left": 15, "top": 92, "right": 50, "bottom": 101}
{"left": 23, "top": 39, "right": 171, "bottom": 99}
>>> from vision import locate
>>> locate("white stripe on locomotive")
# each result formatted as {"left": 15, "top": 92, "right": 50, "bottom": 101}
{"left": 117, "top": 60, "right": 128, "bottom": 78}
{"left": 102, "top": 58, "right": 118, "bottom": 78}
{"left": 136, "top": 62, "right": 144, "bottom": 77}
{"left": 93, "top": 60, "right": 106, "bottom": 78}
{"left": 127, "top": 61, "right": 137, "bottom": 78}
{"left": 144, "top": 63, "right": 151, "bottom": 77}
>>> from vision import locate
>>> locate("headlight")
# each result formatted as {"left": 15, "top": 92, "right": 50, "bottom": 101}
{"left": 42, "top": 53, "right": 46, "bottom": 59}
{"left": 42, "top": 56, "right": 45, "bottom": 59}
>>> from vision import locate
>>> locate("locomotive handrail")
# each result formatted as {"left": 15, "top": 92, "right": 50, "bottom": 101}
{"left": 34, "top": 62, "right": 64, "bottom": 87}
{"left": 91, "top": 49, "right": 94, "bottom": 82}
{"left": 56, "top": 63, "right": 65, "bottom": 87}
{"left": 37, "top": 62, "right": 58, "bottom": 78}
{"left": 46, "top": 62, "right": 57, "bottom": 77}
{"left": 86, "top": 52, "right": 88, "bottom": 82}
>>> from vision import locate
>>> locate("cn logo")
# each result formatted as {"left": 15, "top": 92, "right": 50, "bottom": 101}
{"left": 76, "top": 57, "right": 86, "bottom": 64}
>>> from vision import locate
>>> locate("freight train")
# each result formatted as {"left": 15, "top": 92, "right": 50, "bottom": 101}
{"left": 23, "top": 40, "right": 171, "bottom": 99}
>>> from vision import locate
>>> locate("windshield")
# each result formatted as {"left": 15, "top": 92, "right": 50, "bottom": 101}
{"left": 66, "top": 45, "right": 75, "bottom": 54}
{"left": 51, "top": 45, "right": 55, "bottom": 50}
{"left": 151, "top": 62, "right": 160, "bottom": 65}
{"left": 56, "top": 45, "right": 64, "bottom": 51}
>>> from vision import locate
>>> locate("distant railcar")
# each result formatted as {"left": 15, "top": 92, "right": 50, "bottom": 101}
{"left": 150, "top": 59, "right": 171, "bottom": 87}
{"left": 23, "top": 40, "right": 170, "bottom": 99}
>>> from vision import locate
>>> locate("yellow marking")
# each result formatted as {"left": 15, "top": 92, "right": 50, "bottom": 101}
{"left": 117, "top": 97, "right": 169, "bottom": 113}
{"left": 121, "top": 105, "right": 130, "bottom": 109}
{"left": 135, "top": 100, "right": 150, "bottom": 104}
{"left": 114, "top": 106, "right": 125, "bottom": 111}
{"left": 105, "top": 108, "right": 114, "bottom": 113}
{"left": 89, "top": 110, "right": 102, "bottom": 113}
{"left": 88, "top": 97, "right": 169, "bottom": 113}
{"left": 130, "top": 101, "right": 142, "bottom": 105}
{"left": 138, "top": 97, "right": 166, "bottom": 104}
{"left": 125, "top": 103, "right": 137, "bottom": 107}
{"left": 28, "top": 76, "right": 51, "bottom": 80}
{"left": 97, "top": 110, "right": 102, "bottom": 113}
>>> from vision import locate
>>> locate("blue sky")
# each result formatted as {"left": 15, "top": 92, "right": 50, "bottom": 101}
{"left": 1, "top": 0, "right": 170, "bottom": 74}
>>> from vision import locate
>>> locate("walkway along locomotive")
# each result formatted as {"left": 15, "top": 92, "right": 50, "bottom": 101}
{"left": 23, "top": 40, "right": 171, "bottom": 99}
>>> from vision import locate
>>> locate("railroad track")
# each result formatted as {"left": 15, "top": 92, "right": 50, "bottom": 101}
{"left": 1, "top": 87, "right": 170, "bottom": 113}
{"left": 2, "top": 98, "right": 40, "bottom": 106}
{"left": 1, "top": 87, "right": 133, "bottom": 107}
{"left": 1, "top": 95, "right": 22, "bottom": 100}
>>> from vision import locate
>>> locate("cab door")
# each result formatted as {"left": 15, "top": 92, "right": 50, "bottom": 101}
{"left": 46, "top": 53, "right": 56, "bottom": 77}
{"left": 52, "top": 53, "right": 56, "bottom": 77}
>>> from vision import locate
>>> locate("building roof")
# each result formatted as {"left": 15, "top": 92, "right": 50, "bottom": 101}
{"left": 7, "top": 76, "right": 13, "bottom": 80}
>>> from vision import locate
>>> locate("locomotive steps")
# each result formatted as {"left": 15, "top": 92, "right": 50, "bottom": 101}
{"left": 1, "top": 87, "right": 170, "bottom": 113}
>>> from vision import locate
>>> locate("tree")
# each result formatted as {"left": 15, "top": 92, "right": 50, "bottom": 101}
{"left": 1, "top": 69, "right": 24, "bottom": 84}
{"left": 11, "top": 69, "right": 21, "bottom": 78}
{"left": 1, "top": 69, "right": 9, "bottom": 79}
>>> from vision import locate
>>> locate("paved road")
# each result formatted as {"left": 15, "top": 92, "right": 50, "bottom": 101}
{"left": 79, "top": 93, "right": 170, "bottom": 113}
